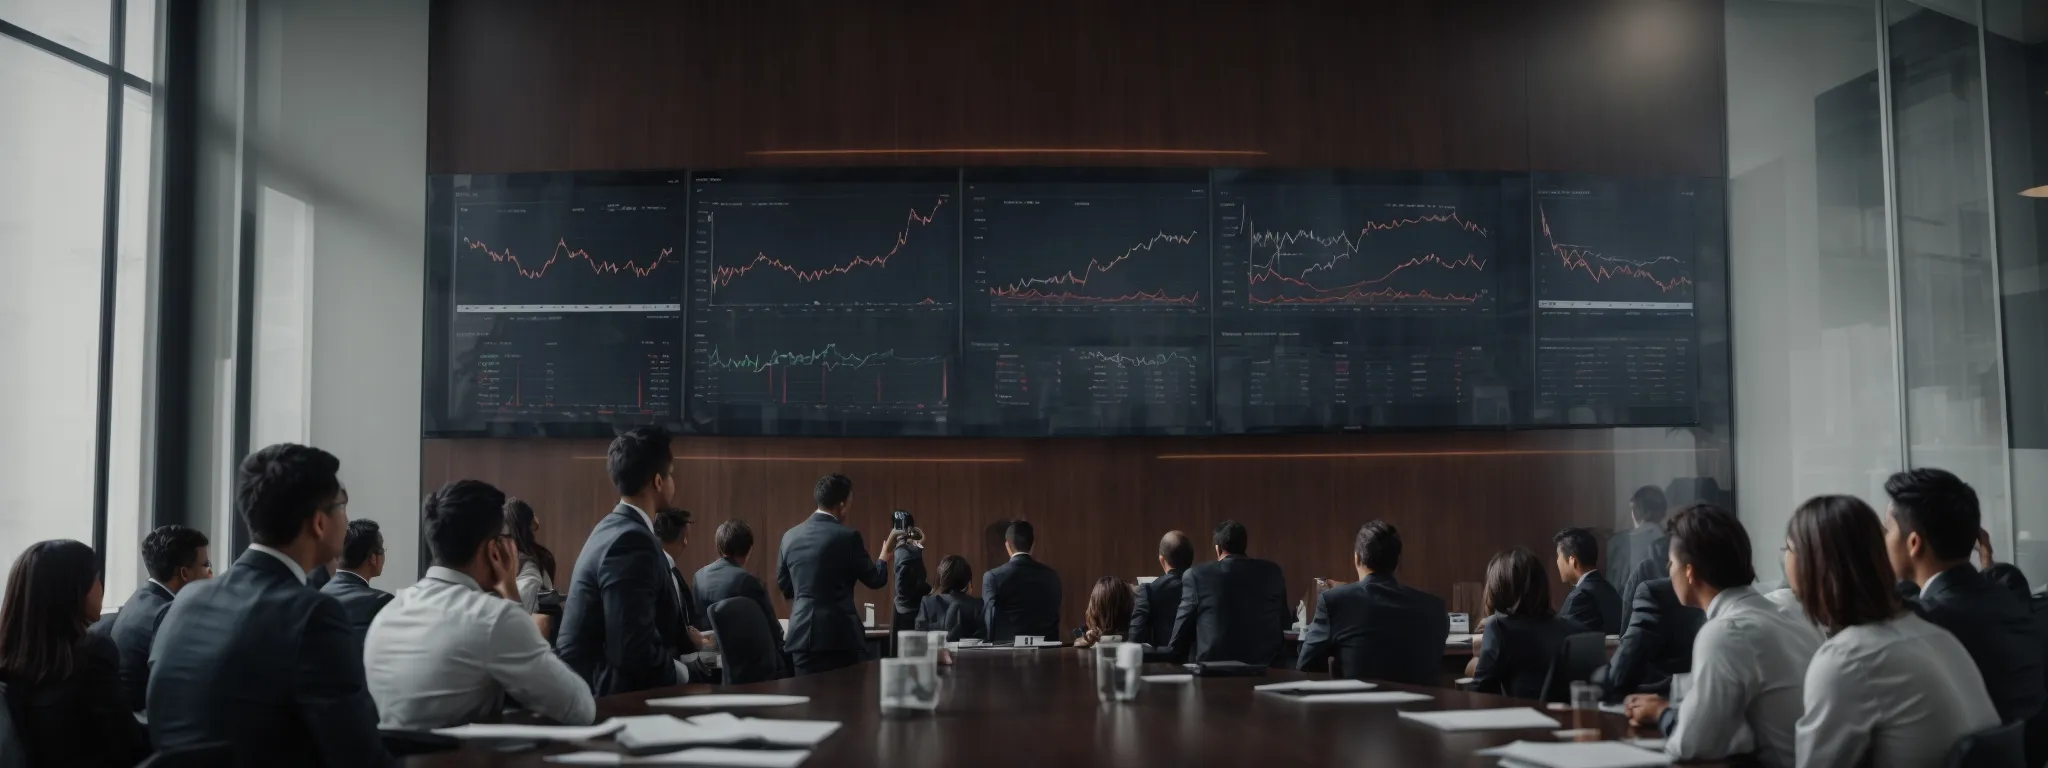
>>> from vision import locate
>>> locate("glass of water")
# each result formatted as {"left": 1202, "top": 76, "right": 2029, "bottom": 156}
{"left": 880, "top": 657, "right": 940, "bottom": 715}
{"left": 897, "top": 630, "right": 938, "bottom": 660}
{"left": 1095, "top": 642, "right": 1141, "bottom": 702}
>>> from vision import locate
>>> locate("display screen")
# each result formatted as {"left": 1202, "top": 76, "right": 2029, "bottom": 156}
{"left": 422, "top": 168, "right": 1720, "bottom": 437}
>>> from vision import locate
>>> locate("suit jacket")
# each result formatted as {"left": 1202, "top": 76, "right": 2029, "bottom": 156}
{"left": 1560, "top": 570, "right": 1624, "bottom": 635}
{"left": 1912, "top": 564, "right": 2046, "bottom": 724}
{"left": 1128, "top": 568, "right": 1186, "bottom": 649}
{"left": 776, "top": 512, "right": 889, "bottom": 653}
{"left": 319, "top": 571, "right": 393, "bottom": 636}
{"left": 915, "top": 591, "right": 987, "bottom": 640}
{"left": 1601, "top": 578, "right": 1704, "bottom": 699}
{"left": 1, "top": 634, "right": 148, "bottom": 768}
{"left": 94, "top": 580, "right": 175, "bottom": 712}
{"left": 693, "top": 557, "right": 785, "bottom": 650}
{"left": 306, "top": 565, "right": 332, "bottom": 591}
{"left": 1606, "top": 527, "right": 1657, "bottom": 590}
{"left": 1295, "top": 574, "right": 1448, "bottom": 685}
{"left": 1616, "top": 536, "right": 1669, "bottom": 629}
{"left": 892, "top": 545, "right": 931, "bottom": 622}
{"left": 146, "top": 549, "right": 387, "bottom": 767}
{"left": 1982, "top": 563, "right": 2031, "bottom": 602}
{"left": 1472, "top": 613, "right": 1594, "bottom": 700}
{"left": 1168, "top": 554, "right": 1290, "bottom": 666}
{"left": 667, "top": 564, "right": 703, "bottom": 654}
{"left": 558, "top": 505, "right": 684, "bottom": 696}
{"left": 981, "top": 553, "right": 1063, "bottom": 644}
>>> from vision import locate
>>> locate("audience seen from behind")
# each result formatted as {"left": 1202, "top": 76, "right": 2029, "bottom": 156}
{"left": 916, "top": 554, "right": 985, "bottom": 640}
{"left": 1881, "top": 468, "right": 2043, "bottom": 725}
{"left": 1623, "top": 504, "right": 1820, "bottom": 768}
{"left": 981, "top": 519, "right": 1062, "bottom": 644}
{"left": 321, "top": 518, "right": 393, "bottom": 635}
{"left": 1553, "top": 527, "right": 1622, "bottom": 635}
{"left": 504, "top": 498, "right": 559, "bottom": 619}
{"left": 1614, "top": 485, "right": 1671, "bottom": 627}
{"left": 364, "top": 479, "right": 595, "bottom": 729}
{"left": 1128, "top": 530, "right": 1192, "bottom": 649}
{"left": 1073, "top": 576, "right": 1135, "bottom": 648}
{"left": 693, "top": 519, "right": 786, "bottom": 651}
{"left": 891, "top": 516, "right": 931, "bottom": 645}
{"left": 1168, "top": 520, "right": 1290, "bottom": 666}
{"left": 1788, "top": 494, "right": 1998, "bottom": 768}
{"left": 0, "top": 539, "right": 148, "bottom": 767}
{"left": 1471, "top": 546, "right": 1592, "bottom": 700}
{"left": 559, "top": 426, "right": 690, "bottom": 695}
{"left": 146, "top": 443, "right": 386, "bottom": 767}
{"left": 779, "top": 473, "right": 905, "bottom": 675}
{"left": 1296, "top": 520, "right": 1448, "bottom": 686}
{"left": 1596, "top": 568, "right": 1705, "bottom": 703}
{"left": 94, "top": 524, "right": 210, "bottom": 712}
{"left": 653, "top": 508, "right": 709, "bottom": 655}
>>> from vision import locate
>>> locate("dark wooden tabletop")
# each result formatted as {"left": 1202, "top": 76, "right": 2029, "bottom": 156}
{"left": 409, "top": 649, "right": 1682, "bottom": 767}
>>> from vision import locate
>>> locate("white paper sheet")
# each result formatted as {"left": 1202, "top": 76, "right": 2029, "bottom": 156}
{"left": 1253, "top": 679, "right": 1379, "bottom": 693}
{"left": 1396, "top": 707, "right": 1562, "bottom": 731}
{"left": 1139, "top": 674, "right": 1194, "bottom": 683}
{"left": 431, "top": 720, "right": 626, "bottom": 741}
{"left": 644, "top": 694, "right": 811, "bottom": 709}
{"left": 1293, "top": 691, "right": 1434, "bottom": 704}
{"left": 1476, "top": 740, "right": 1673, "bottom": 768}
{"left": 545, "top": 747, "right": 812, "bottom": 767}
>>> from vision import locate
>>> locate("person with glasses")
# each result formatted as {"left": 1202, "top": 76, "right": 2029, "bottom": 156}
{"left": 321, "top": 519, "right": 392, "bottom": 637}
{"left": 558, "top": 426, "right": 693, "bottom": 695}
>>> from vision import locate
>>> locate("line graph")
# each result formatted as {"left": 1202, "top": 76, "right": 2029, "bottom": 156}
{"left": 454, "top": 196, "right": 684, "bottom": 310}
{"left": 968, "top": 180, "right": 1209, "bottom": 312}
{"left": 707, "top": 198, "right": 947, "bottom": 297}
{"left": 686, "top": 309, "right": 955, "bottom": 434}
{"left": 691, "top": 175, "right": 959, "bottom": 309}
{"left": 464, "top": 238, "right": 677, "bottom": 280}
{"left": 1534, "top": 177, "right": 1697, "bottom": 308}
{"left": 447, "top": 313, "right": 678, "bottom": 428}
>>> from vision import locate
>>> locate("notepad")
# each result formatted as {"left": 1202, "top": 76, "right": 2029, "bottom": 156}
{"left": 1294, "top": 691, "right": 1434, "bottom": 704}
{"left": 1139, "top": 673, "right": 1194, "bottom": 683}
{"left": 1397, "top": 707, "right": 1561, "bottom": 731}
{"left": 614, "top": 713, "right": 841, "bottom": 753}
{"left": 644, "top": 694, "right": 811, "bottom": 709}
{"left": 546, "top": 747, "right": 812, "bottom": 767}
{"left": 431, "top": 720, "right": 626, "bottom": 741}
{"left": 1476, "top": 740, "right": 1673, "bottom": 768}
{"left": 1253, "top": 679, "right": 1378, "bottom": 693}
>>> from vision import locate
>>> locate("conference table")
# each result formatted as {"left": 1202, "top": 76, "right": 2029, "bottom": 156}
{"left": 411, "top": 648, "right": 1698, "bottom": 767}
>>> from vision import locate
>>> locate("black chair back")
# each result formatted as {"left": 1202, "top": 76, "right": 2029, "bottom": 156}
{"left": 708, "top": 597, "right": 786, "bottom": 685}
{"left": 1945, "top": 719, "right": 2027, "bottom": 768}
{"left": 1538, "top": 632, "right": 1607, "bottom": 703}
{"left": 136, "top": 742, "right": 234, "bottom": 768}
{"left": 0, "top": 682, "right": 25, "bottom": 768}
{"left": 940, "top": 601, "right": 987, "bottom": 642}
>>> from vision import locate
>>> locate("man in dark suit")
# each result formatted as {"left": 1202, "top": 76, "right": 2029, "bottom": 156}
{"left": 892, "top": 520, "right": 931, "bottom": 647}
{"left": 1607, "top": 486, "right": 1668, "bottom": 600}
{"left": 94, "top": 524, "right": 211, "bottom": 712}
{"left": 1297, "top": 521, "right": 1447, "bottom": 685}
{"left": 1129, "top": 531, "right": 1192, "bottom": 648}
{"left": 320, "top": 519, "right": 393, "bottom": 635}
{"left": 1598, "top": 577, "right": 1704, "bottom": 701}
{"left": 653, "top": 508, "right": 711, "bottom": 680}
{"left": 146, "top": 443, "right": 386, "bottom": 766}
{"left": 694, "top": 519, "right": 786, "bottom": 652}
{"left": 1169, "top": 520, "right": 1289, "bottom": 666}
{"left": 558, "top": 426, "right": 689, "bottom": 696}
{"left": 981, "top": 520, "right": 1062, "bottom": 644}
{"left": 1883, "top": 468, "right": 2045, "bottom": 724}
{"left": 1554, "top": 527, "right": 1623, "bottom": 635}
{"left": 778, "top": 473, "right": 904, "bottom": 675}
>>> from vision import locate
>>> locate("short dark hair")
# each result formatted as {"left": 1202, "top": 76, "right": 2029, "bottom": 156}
{"left": 0, "top": 540, "right": 100, "bottom": 687}
{"left": 1355, "top": 521, "right": 1402, "bottom": 573}
{"left": 341, "top": 519, "right": 384, "bottom": 569}
{"left": 423, "top": 480, "right": 508, "bottom": 567}
{"left": 1788, "top": 494, "right": 1903, "bottom": 634}
{"left": 1483, "top": 547, "right": 1553, "bottom": 620}
{"left": 141, "top": 525, "right": 209, "bottom": 582}
{"left": 1214, "top": 520, "right": 1249, "bottom": 555}
{"left": 1631, "top": 485, "right": 1669, "bottom": 524}
{"left": 654, "top": 508, "right": 692, "bottom": 544}
{"left": 1006, "top": 520, "right": 1036, "bottom": 553}
{"left": 813, "top": 474, "right": 853, "bottom": 510}
{"left": 1664, "top": 503, "right": 1755, "bottom": 590}
{"left": 1884, "top": 468, "right": 1980, "bottom": 562}
{"left": 607, "top": 426, "right": 673, "bottom": 497}
{"left": 1552, "top": 527, "right": 1599, "bottom": 568}
{"left": 715, "top": 519, "right": 754, "bottom": 558}
{"left": 237, "top": 443, "right": 344, "bottom": 547}
{"left": 1159, "top": 531, "right": 1194, "bottom": 570}
{"left": 937, "top": 554, "right": 972, "bottom": 594}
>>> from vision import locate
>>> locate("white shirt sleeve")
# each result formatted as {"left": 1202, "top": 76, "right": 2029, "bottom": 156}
{"left": 1798, "top": 644, "right": 1875, "bottom": 768}
{"left": 1666, "top": 621, "right": 1757, "bottom": 760}
{"left": 516, "top": 560, "right": 546, "bottom": 614}
{"left": 486, "top": 600, "right": 595, "bottom": 725}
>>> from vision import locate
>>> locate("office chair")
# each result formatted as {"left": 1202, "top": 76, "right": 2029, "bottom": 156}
{"left": 708, "top": 597, "right": 786, "bottom": 685}
{"left": 940, "top": 601, "right": 987, "bottom": 642}
{"left": 1944, "top": 719, "right": 2026, "bottom": 768}
{"left": 135, "top": 742, "right": 233, "bottom": 768}
{"left": 1538, "top": 632, "right": 1607, "bottom": 704}
{"left": 0, "top": 683, "right": 25, "bottom": 768}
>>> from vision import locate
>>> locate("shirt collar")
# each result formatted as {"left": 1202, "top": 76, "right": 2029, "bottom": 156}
{"left": 423, "top": 565, "right": 482, "bottom": 591}
{"left": 1922, "top": 566, "right": 1969, "bottom": 597}
{"left": 622, "top": 502, "right": 656, "bottom": 532}
{"left": 247, "top": 543, "right": 309, "bottom": 584}
{"left": 147, "top": 578, "right": 175, "bottom": 598}
{"left": 1577, "top": 569, "right": 1599, "bottom": 586}
{"left": 811, "top": 509, "right": 839, "bottom": 522}
{"left": 1010, "top": 552, "right": 1032, "bottom": 561}
{"left": 1706, "top": 584, "right": 1756, "bottom": 619}
{"left": 336, "top": 569, "right": 368, "bottom": 585}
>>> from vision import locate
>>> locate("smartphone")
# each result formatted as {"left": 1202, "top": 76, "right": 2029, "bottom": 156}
{"left": 892, "top": 510, "right": 915, "bottom": 530}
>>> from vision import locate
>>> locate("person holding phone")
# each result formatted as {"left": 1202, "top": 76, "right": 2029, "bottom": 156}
{"left": 891, "top": 510, "right": 932, "bottom": 647}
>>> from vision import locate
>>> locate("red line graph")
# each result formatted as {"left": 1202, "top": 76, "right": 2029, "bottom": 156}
{"left": 710, "top": 198, "right": 946, "bottom": 289}
{"left": 463, "top": 238, "right": 676, "bottom": 279}
{"left": 1244, "top": 207, "right": 1491, "bottom": 306}
{"left": 1539, "top": 206, "right": 1692, "bottom": 294}
{"left": 988, "top": 231, "right": 1201, "bottom": 305}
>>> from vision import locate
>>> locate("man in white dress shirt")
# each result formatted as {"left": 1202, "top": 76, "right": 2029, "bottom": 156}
{"left": 364, "top": 479, "right": 595, "bottom": 729}
{"left": 1623, "top": 504, "right": 1822, "bottom": 768}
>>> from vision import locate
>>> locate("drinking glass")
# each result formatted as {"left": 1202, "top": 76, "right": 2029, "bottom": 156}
{"left": 897, "top": 630, "right": 938, "bottom": 660}
{"left": 1095, "top": 642, "right": 1141, "bottom": 702}
{"left": 880, "top": 657, "right": 939, "bottom": 715}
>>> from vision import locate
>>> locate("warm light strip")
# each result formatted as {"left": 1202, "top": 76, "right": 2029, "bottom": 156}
{"left": 570, "top": 455, "right": 1023, "bottom": 464}
{"left": 1154, "top": 448, "right": 1714, "bottom": 460}
{"left": 748, "top": 148, "right": 1267, "bottom": 157}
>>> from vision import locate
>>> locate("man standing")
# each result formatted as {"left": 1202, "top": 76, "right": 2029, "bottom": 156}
{"left": 1555, "top": 527, "right": 1623, "bottom": 635}
{"left": 1612, "top": 485, "right": 1670, "bottom": 627}
{"left": 777, "top": 474, "right": 902, "bottom": 675}
{"left": 981, "top": 520, "right": 1062, "bottom": 644}
{"left": 321, "top": 519, "right": 393, "bottom": 635}
{"left": 96, "top": 524, "right": 211, "bottom": 712}
{"left": 558, "top": 426, "right": 689, "bottom": 695}
{"left": 891, "top": 520, "right": 931, "bottom": 651}
{"left": 1296, "top": 521, "right": 1447, "bottom": 684}
{"left": 1128, "top": 531, "right": 1191, "bottom": 649}
{"left": 1169, "top": 520, "right": 1289, "bottom": 666}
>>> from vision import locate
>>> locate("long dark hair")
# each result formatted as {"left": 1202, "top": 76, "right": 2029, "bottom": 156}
{"left": 0, "top": 540, "right": 101, "bottom": 687}
{"left": 503, "top": 498, "right": 555, "bottom": 582}
{"left": 1483, "top": 547, "right": 1554, "bottom": 620}
{"left": 1788, "top": 494, "right": 1903, "bottom": 634}
{"left": 1084, "top": 577, "right": 1135, "bottom": 635}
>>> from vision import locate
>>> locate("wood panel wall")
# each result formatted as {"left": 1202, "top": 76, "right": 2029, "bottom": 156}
{"left": 424, "top": 0, "right": 1731, "bottom": 633}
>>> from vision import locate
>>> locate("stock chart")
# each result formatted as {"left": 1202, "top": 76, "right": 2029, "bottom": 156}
{"left": 446, "top": 312, "right": 678, "bottom": 429}
{"left": 687, "top": 316, "right": 954, "bottom": 435}
{"left": 966, "top": 172, "right": 1209, "bottom": 313}
{"left": 691, "top": 171, "right": 958, "bottom": 310}
{"left": 957, "top": 338, "right": 1210, "bottom": 435}
{"left": 453, "top": 180, "right": 686, "bottom": 310}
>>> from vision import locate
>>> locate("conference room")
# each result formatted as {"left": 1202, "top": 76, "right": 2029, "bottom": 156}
{"left": 5, "top": 0, "right": 2048, "bottom": 766}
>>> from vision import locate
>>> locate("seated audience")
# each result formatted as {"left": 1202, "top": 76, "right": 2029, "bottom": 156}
{"left": 147, "top": 443, "right": 386, "bottom": 766}
{"left": 1169, "top": 520, "right": 1289, "bottom": 666}
{"left": 0, "top": 540, "right": 148, "bottom": 767}
{"left": 652, "top": 508, "right": 708, "bottom": 660}
{"left": 1472, "top": 547, "right": 1592, "bottom": 700}
{"left": 1073, "top": 577, "right": 1135, "bottom": 648}
{"left": 1598, "top": 576, "right": 1703, "bottom": 701}
{"left": 916, "top": 554, "right": 986, "bottom": 641}
{"left": 504, "top": 499, "right": 558, "bottom": 617}
{"left": 1296, "top": 521, "right": 1448, "bottom": 685}
{"left": 1881, "top": 468, "right": 2043, "bottom": 724}
{"left": 559, "top": 426, "right": 690, "bottom": 695}
{"left": 320, "top": 518, "right": 393, "bottom": 634}
{"left": 693, "top": 519, "right": 785, "bottom": 651}
{"left": 778, "top": 473, "right": 904, "bottom": 675}
{"left": 1974, "top": 530, "right": 2032, "bottom": 601}
{"left": 1554, "top": 527, "right": 1622, "bottom": 634}
{"left": 1128, "top": 531, "right": 1192, "bottom": 648}
{"left": 364, "top": 479, "right": 595, "bottom": 729}
{"left": 1621, "top": 504, "right": 1820, "bottom": 767}
{"left": 94, "top": 524, "right": 210, "bottom": 712}
{"left": 1789, "top": 494, "right": 1998, "bottom": 768}
{"left": 982, "top": 520, "right": 1062, "bottom": 644}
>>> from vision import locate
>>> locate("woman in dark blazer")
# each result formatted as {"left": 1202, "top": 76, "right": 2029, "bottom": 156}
{"left": 1471, "top": 546, "right": 1593, "bottom": 701}
{"left": 915, "top": 555, "right": 986, "bottom": 640}
{"left": 0, "top": 539, "right": 148, "bottom": 767}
